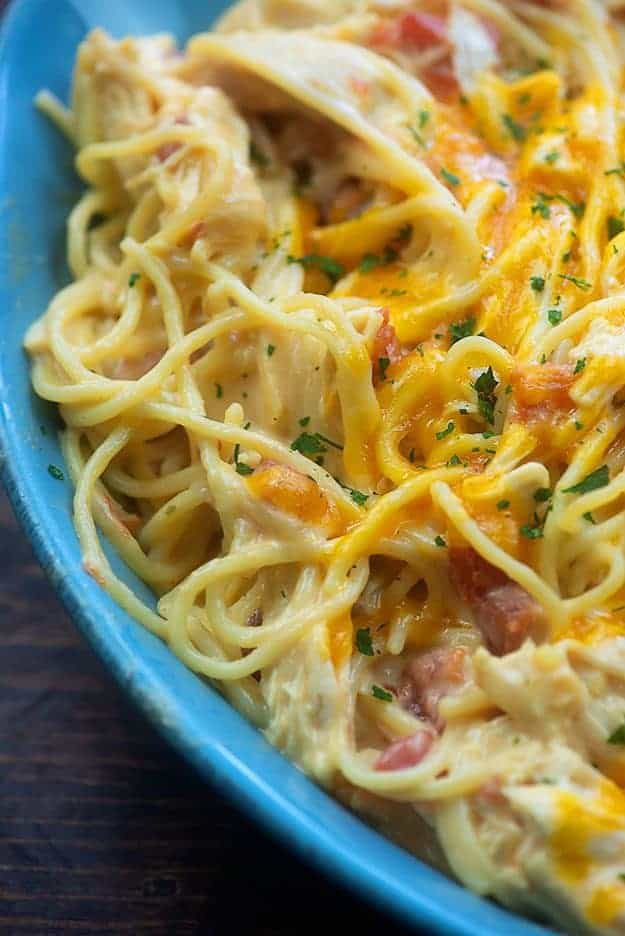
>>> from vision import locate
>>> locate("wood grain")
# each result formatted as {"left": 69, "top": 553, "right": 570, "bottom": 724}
{"left": 0, "top": 490, "right": 414, "bottom": 936}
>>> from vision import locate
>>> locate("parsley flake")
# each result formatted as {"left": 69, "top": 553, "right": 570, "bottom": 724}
{"left": 449, "top": 317, "right": 475, "bottom": 345}
{"left": 267, "top": 344, "right": 276, "bottom": 357}
{"left": 128, "top": 272, "right": 141, "bottom": 288}
{"left": 441, "top": 168, "right": 460, "bottom": 187}
{"left": 608, "top": 722, "right": 625, "bottom": 745}
{"left": 436, "top": 421, "right": 455, "bottom": 441}
{"left": 530, "top": 276, "right": 545, "bottom": 292}
{"left": 47, "top": 464, "right": 64, "bottom": 481}
{"left": 502, "top": 113, "right": 526, "bottom": 142}
{"left": 563, "top": 465, "right": 609, "bottom": 495}
{"left": 249, "top": 141, "right": 269, "bottom": 167}
{"left": 349, "top": 489, "right": 368, "bottom": 506}
{"left": 474, "top": 367, "right": 498, "bottom": 425}
{"left": 574, "top": 358, "right": 586, "bottom": 374}
{"left": 434, "top": 535, "right": 447, "bottom": 548}
{"left": 534, "top": 487, "right": 552, "bottom": 502}
{"left": 372, "top": 685, "right": 393, "bottom": 702}
{"left": 497, "top": 499, "right": 510, "bottom": 511}
{"left": 378, "top": 356, "right": 391, "bottom": 381}
{"left": 287, "top": 253, "right": 345, "bottom": 284}
{"left": 608, "top": 216, "right": 625, "bottom": 240}
{"left": 559, "top": 273, "right": 592, "bottom": 291}
{"left": 356, "top": 627, "right": 374, "bottom": 656}
{"left": 547, "top": 308, "right": 562, "bottom": 326}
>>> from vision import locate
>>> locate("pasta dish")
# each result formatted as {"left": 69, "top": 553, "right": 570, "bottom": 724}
{"left": 26, "top": 1, "right": 625, "bottom": 932}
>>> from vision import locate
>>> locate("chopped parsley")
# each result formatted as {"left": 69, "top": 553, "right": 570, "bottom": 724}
{"left": 233, "top": 443, "right": 253, "bottom": 476}
{"left": 474, "top": 367, "right": 498, "bottom": 425}
{"left": 359, "top": 253, "right": 382, "bottom": 273}
{"left": 407, "top": 123, "right": 425, "bottom": 147}
{"left": 215, "top": 383, "right": 223, "bottom": 399}
{"left": 547, "top": 308, "right": 562, "bottom": 326}
{"left": 298, "top": 416, "right": 311, "bottom": 427}
{"left": 287, "top": 253, "right": 345, "bottom": 284}
{"left": 502, "top": 113, "right": 526, "bottom": 142}
{"left": 447, "top": 454, "right": 462, "bottom": 466}
{"left": 531, "top": 195, "right": 551, "bottom": 219}
{"left": 534, "top": 487, "right": 552, "bottom": 502}
{"left": 583, "top": 511, "right": 596, "bottom": 524}
{"left": 558, "top": 273, "right": 592, "bottom": 291}
{"left": 290, "top": 431, "right": 343, "bottom": 457}
{"left": 434, "top": 535, "right": 447, "bottom": 548}
{"left": 608, "top": 722, "right": 625, "bottom": 745}
{"left": 419, "top": 109, "right": 430, "bottom": 128}
{"left": 349, "top": 488, "right": 368, "bottom": 506}
{"left": 605, "top": 163, "right": 625, "bottom": 178}
{"left": 497, "top": 499, "right": 510, "bottom": 511}
{"left": 371, "top": 685, "right": 393, "bottom": 702}
{"left": 530, "top": 276, "right": 545, "bottom": 292}
{"left": 356, "top": 627, "right": 374, "bottom": 656}
{"left": 575, "top": 420, "right": 584, "bottom": 430}
{"left": 378, "top": 356, "right": 391, "bottom": 381}
{"left": 563, "top": 464, "right": 609, "bottom": 495}
{"left": 47, "top": 464, "right": 64, "bottom": 481}
{"left": 249, "top": 141, "right": 269, "bottom": 167}
{"left": 128, "top": 272, "right": 141, "bottom": 288}
{"left": 574, "top": 357, "right": 586, "bottom": 374}
{"left": 449, "top": 317, "right": 475, "bottom": 345}
{"left": 608, "top": 216, "right": 625, "bottom": 240}
{"left": 544, "top": 151, "right": 560, "bottom": 164}
{"left": 440, "top": 167, "right": 460, "bottom": 187}
{"left": 266, "top": 344, "right": 276, "bottom": 357}
{"left": 520, "top": 522, "right": 544, "bottom": 539}
{"left": 435, "top": 421, "right": 455, "bottom": 441}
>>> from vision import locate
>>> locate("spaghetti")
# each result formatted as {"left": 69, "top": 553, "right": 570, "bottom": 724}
{"left": 26, "top": 2, "right": 625, "bottom": 932}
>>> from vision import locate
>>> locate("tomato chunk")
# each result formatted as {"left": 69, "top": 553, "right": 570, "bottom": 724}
{"left": 375, "top": 730, "right": 434, "bottom": 771}
{"left": 450, "top": 548, "right": 543, "bottom": 655}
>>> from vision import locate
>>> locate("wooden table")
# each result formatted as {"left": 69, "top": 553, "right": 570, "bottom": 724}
{"left": 0, "top": 489, "right": 413, "bottom": 935}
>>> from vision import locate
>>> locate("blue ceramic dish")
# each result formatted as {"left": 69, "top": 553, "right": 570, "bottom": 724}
{"left": 0, "top": 3, "right": 559, "bottom": 934}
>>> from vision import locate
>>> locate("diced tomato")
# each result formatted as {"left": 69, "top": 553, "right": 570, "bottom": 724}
{"left": 398, "top": 12, "right": 448, "bottom": 48}
{"left": 397, "top": 646, "right": 467, "bottom": 730}
{"left": 450, "top": 547, "right": 543, "bottom": 655}
{"left": 421, "top": 61, "right": 459, "bottom": 99}
{"left": 375, "top": 730, "right": 434, "bottom": 771}
{"left": 370, "top": 11, "right": 448, "bottom": 51}
{"left": 511, "top": 363, "right": 575, "bottom": 423}
{"left": 157, "top": 141, "right": 182, "bottom": 162}
{"left": 449, "top": 548, "right": 509, "bottom": 603}
{"left": 372, "top": 308, "right": 404, "bottom": 383}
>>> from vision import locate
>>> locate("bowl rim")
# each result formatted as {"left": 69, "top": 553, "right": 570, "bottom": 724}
{"left": 0, "top": 3, "right": 559, "bottom": 935}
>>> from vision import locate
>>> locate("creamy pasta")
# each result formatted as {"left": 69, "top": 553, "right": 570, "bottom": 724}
{"left": 26, "top": 2, "right": 625, "bottom": 932}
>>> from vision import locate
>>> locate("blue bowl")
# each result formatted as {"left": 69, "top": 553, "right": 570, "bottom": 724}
{"left": 0, "top": 3, "right": 559, "bottom": 934}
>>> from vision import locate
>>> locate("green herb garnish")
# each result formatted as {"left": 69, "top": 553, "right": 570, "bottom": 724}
{"left": 563, "top": 465, "right": 609, "bottom": 495}
{"left": 287, "top": 253, "right": 345, "bottom": 284}
{"left": 371, "top": 685, "right": 393, "bottom": 702}
{"left": 441, "top": 168, "right": 460, "bottom": 187}
{"left": 449, "top": 317, "right": 476, "bottom": 345}
{"left": 474, "top": 367, "right": 498, "bottom": 425}
{"left": 502, "top": 113, "right": 526, "bottom": 142}
{"left": 436, "top": 421, "right": 455, "bottom": 441}
{"left": 356, "top": 627, "right": 374, "bottom": 656}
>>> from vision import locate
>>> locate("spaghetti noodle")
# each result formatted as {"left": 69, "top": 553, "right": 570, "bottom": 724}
{"left": 26, "top": 2, "right": 625, "bottom": 931}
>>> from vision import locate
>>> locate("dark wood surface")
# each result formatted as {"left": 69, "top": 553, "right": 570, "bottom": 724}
{"left": 0, "top": 488, "right": 414, "bottom": 936}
